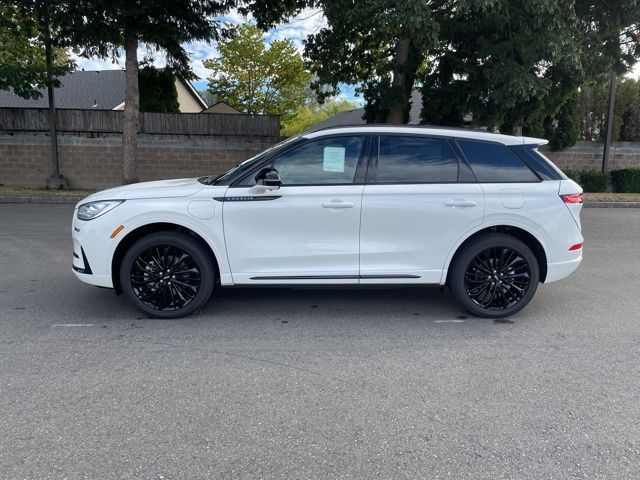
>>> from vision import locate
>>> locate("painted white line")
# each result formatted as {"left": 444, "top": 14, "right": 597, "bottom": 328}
{"left": 432, "top": 320, "right": 465, "bottom": 323}
{"left": 51, "top": 324, "right": 95, "bottom": 327}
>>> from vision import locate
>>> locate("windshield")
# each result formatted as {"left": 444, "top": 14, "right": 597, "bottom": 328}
{"left": 200, "top": 135, "right": 304, "bottom": 185}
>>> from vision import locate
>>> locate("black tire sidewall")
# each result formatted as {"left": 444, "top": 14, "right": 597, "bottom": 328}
{"left": 120, "top": 232, "right": 215, "bottom": 319}
{"left": 450, "top": 234, "right": 539, "bottom": 318}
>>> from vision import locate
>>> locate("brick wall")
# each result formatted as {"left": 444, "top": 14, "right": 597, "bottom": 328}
{"left": 0, "top": 131, "right": 278, "bottom": 189}
{"left": 544, "top": 142, "right": 640, "bottom": 172}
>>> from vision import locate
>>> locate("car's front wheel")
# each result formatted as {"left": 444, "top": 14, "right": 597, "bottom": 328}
{"left": 449, "top": 233, "right": 539, "bottom": 318}
{"left": 120, "top": 231, "right": 215, "bottom": 319}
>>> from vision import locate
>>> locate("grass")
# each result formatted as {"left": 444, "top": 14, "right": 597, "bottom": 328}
{"left": 0, "top": 186, "right": 95, "bottom": 197}
{"left": 584, "top": 192, "right": 640, "bottom": 202}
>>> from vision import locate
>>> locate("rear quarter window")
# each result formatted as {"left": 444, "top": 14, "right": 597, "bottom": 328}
{"left": 457, "top": 140, "right": 539, "bottom": 183}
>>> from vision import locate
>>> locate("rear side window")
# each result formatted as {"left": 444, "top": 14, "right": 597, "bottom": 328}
{"left": 458, "top": 140, "right": 539, "bottom": 183}
{"left": 373, "top": 136, "right": 458, "bottom": 183}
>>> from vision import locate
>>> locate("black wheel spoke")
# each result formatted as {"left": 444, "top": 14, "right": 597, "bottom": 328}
{"left": 129, "top": 243, "right": 201, "bottom": 311}
{"left": 464, "top": 245, "right": 531, "bottom": 311}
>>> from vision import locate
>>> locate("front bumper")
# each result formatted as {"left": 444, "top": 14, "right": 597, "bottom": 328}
{"left": 72, "top": 212, "right": 116, "bottom": 288}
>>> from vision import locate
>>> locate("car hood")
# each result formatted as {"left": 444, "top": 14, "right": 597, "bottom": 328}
{"left": 79, "top": 178, "right": 205, "bottom": 203}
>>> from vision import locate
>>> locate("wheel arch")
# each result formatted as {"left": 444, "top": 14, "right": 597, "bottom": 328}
{"left": 443, "top": 225, "right": 548, "bottom": 284}
{"left": 111, "top": 222, "right": 221, "bottom": 294}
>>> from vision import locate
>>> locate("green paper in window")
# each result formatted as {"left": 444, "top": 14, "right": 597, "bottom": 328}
{"left": 323, "top": 146, "right": 346, "bottom": 172}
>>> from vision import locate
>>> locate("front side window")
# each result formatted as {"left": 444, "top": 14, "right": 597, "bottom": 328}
{"left": 373, "top": 136, "right": 459, "bottom": 183}
{"left": 458, "top": 140, "right": 539, "bottom": 183}
{"left": 269, "top": 136, "right": 364, "bottom": 186}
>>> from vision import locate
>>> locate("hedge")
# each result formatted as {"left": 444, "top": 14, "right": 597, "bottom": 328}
{"left": 579, "top": 171, "right": 608, "bottom": 192}
{"left": 610, "top": 169, "right": 640, "bottom": 193}
{"left": 561, "top": 169, "right": 608, "bottom": 192}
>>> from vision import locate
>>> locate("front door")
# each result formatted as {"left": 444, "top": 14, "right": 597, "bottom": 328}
{"left": 222, "top": 135, "right": 368, "bottom": 284}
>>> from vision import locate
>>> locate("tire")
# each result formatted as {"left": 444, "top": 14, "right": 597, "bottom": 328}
{"left": 119, "top": 231, "right": 215, "bottom": 319}
{"left": 449, "top": 233, "right": 539, "bottom": 318}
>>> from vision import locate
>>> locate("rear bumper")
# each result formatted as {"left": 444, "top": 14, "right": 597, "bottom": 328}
{"left": 545, "top": 254, "right": 582, "bottom": 283}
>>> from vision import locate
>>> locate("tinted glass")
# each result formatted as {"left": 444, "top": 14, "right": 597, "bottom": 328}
{"left": 271, "top": 136, "right": 363, "bottom": 185}
{"left": 458, "top": 140, "right": 539, "bottom": 182}
{"left": 375, "top": 136, "right": 458, "bottom": 183}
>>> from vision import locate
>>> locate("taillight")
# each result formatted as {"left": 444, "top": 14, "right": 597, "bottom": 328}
{"left": 561, "top": 193, "right": 583, "bottom": 204}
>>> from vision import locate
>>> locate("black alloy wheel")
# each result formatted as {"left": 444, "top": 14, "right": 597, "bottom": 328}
{"left": 120, "top": 232, "right": 215, "bottom": 318}
{"left": 449, "top": 233, "right": 539, "bottom": 318}
{"left": 464, "top": 246, "right": 532, "bottom": 311}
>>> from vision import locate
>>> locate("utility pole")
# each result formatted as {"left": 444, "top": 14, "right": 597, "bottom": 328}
{"left": 601, "top": 72, "right": 617, "bottom": 173}
{"left": 43, "top": 7, "right": 68, "bottom": 190}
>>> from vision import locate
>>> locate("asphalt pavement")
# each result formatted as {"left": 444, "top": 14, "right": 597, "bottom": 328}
{"left": 1, "top": 204, "right": 639, "bottom": 479}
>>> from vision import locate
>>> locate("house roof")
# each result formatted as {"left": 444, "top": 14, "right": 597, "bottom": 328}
{"left": 0, "top": 70, "right": 126, "bottom": 109}
{"left": 310, "top": 91, "right": 474, "bottom": 131}
{"left": 0, "top": 69, "right": 207, "bottom": 110}
{"left": 203, "top": 100, "right": 242, "bottom": 114}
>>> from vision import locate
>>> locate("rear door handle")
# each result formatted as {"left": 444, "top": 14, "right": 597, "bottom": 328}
{"left": 322, "top": 201, "right": 354, "bottom": 209}
{"left": 445, "top": 200, "right": 478, "bottom": 207}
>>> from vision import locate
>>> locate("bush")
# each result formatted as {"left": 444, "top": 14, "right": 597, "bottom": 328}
{"left": 610, "top": 169, "right": 640, "bottom": 193}
{"left": 562, "top": 169, "right": 581, "bottom": 183}
{"left": 579, "top": 170, "right": 608, "bottom": 192}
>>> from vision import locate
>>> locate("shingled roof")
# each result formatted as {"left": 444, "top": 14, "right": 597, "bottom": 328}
{"left": 0, "top": 70, "right": 127, "bottom": 110}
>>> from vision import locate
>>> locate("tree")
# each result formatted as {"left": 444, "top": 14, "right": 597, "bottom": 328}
{"left": 422, "top": 0, "right": 583, "bottom": 134}
{"left": 60, "top": 0, "right": 236, "bottom": 184}
{"left": 282, "top": 97, "right": 356, "bottom": 136}
{"left": 139, "top": 66, "right": 180, "bottom": 113}
{"left": 546, "top": 93, "right": 581, "bottom": 151}
{"left": 0, "top": 3, "right": 70, "bottom": 99}
{"left": 204, "top": 23, "right": 310, "bottom": 124}
{"left": 304, "top": 0, "right": 441, "bottom": 124}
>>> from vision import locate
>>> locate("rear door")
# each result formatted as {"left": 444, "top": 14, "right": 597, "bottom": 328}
{"left": 359, "top": 134, "right": 484, "bottom": 284}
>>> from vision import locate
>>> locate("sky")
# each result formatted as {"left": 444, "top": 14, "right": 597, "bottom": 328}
{"left": 73, "top": 7, "right": 362, "bottom": 104}
{"left": 73, "top": 7, "right": 639, "bottom": 105}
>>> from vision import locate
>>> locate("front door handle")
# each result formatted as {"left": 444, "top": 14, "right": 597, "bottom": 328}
{"left": 445, "top": 199, "right": 478, "bottom": 208}
{"left": 322, "top": 200, "right": 354, "bottom": 209}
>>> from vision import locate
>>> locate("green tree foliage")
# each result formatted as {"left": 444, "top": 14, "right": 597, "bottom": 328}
{"left": 58, "top": 0, "right": 236, "bottom": 184}
{"left": 422, "top": 0, "right": 583, "bottom": 133}
{"left": 138, "top": 66, "right": 179, "bottom": 113}
{"left": 282, "top": 98, "right": 357, "bottom": 136}
{"left": 578, "top": 78, "right": 640, "bottom": 142}
{"left": 0, "top": 3, "right": 70, "bottom": 99}
{"left": 546, "top": 93, "right": 581, "bottom": 151}
{"left": 304, "top": 0, "right": 441, "bottom": 124}
{"left": 204, "top": 23, "right": 310, "bottom": 123}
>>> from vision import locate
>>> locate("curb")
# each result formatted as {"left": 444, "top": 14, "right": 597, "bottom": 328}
{"left": 583, "top": 202, "right": 640, "bottom": 208}
{"left": 0, "top": 195, "right": 82, "bottom": 204}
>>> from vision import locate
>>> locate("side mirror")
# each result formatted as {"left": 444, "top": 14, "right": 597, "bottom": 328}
{"left": 261, "top": 170, "right": 281, "bottom": 189}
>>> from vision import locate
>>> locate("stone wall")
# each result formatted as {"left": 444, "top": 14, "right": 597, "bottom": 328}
{"left": 0, "top": 131, "right": 278, "bottom": 190}
{"left": 544, "top": 141, "right": 640, "bottom": 171}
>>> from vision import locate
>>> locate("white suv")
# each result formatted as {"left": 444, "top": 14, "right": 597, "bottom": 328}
{"left": 72, "top": 126, "right": 583, "bottom": 319}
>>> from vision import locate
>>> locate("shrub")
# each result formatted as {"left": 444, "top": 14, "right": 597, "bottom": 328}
{"left": 610, "top": 169, "right": 640, "bottom": 193}
{"left": 562, "top": 169, "right": 581, "bottom": 183}
{"left": 578, "top": 170, "right": 608, "bottom": 192}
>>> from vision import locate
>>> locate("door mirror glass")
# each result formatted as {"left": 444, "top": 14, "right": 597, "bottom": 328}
{"left": 255, "top": 168, "right": 281, "bottom": 189}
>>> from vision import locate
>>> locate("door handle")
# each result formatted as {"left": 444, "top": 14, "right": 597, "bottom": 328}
{"left": 322, "top": 201, "right": 354, "bottom": 209}
{"left": 445, "top": 199, "right": 478, "bottom": 207}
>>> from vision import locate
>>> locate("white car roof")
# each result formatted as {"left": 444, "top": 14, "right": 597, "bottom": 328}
{"left": 304, "top": 125, "right": 548, "bottom": 146}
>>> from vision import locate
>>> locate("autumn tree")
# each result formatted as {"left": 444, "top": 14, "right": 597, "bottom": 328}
{"left": 205, "top": 23, "right": 310, "bottom": 123}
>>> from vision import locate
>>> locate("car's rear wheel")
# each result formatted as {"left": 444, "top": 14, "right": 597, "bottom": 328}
{"left": 120, "top": 232, "right": 215, "bottom": 319}
{"left": 449, "top": 233, "right": 539, "bottom": 318}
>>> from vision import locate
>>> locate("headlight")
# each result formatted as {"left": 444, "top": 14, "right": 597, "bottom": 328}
{"left": 77, "top": 200, "right": 124, "bottom": 221}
